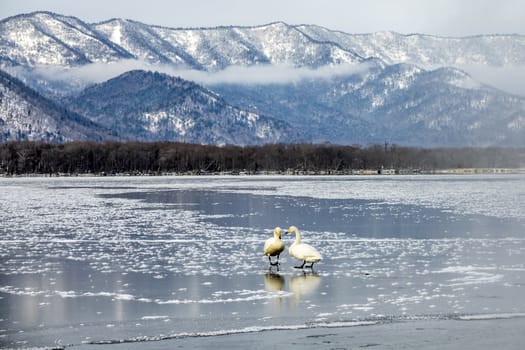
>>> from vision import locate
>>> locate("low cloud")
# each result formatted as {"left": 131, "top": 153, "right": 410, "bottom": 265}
{"left": 176, "top": 62, "right": 375, "bottom": 85}
{"left": 10, "top": 59, "right": 524, "bottom": 97}
{"left": 13, "top": 59, "right": 375, "bottom": 88}
{"left": 455, "top": 64, "right": 525, "bottom": 96}
{"left": 32, "top": 59, "right": 153, "bottom": 84}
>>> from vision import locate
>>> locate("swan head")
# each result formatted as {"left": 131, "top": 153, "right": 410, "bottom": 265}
{"left": 286, "top": 226, "right": 298, "bottom": 235}
{"left": 274, "top": 227, "right": 282, "bottom": 238}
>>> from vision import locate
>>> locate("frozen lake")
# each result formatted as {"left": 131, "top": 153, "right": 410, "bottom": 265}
{"left": 1, "top": 174, "right": 524, "bottom": 348}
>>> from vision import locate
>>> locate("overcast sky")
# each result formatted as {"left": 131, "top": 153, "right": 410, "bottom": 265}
{"left": 1, "top": 0, "right": 524, "bottom": 36}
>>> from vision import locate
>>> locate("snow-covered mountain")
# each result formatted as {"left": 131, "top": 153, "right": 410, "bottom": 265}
{"left": 212, "top": 63, "right": 525, "bottom": 147}
{"left": 94, "top": 20, "right": 363, "bottom": 70}
{"left": 0, "top": 12, "right": 363, "bottom": 70}
{"left": 0, "top": 12, "right": 132, "bottom": 67}
{"left": 1, "top": 11, "right": 524, "bottom": 147}
{"left": 0, "top": 69, "right": 113, "bottom": 142}
{"left": 296, "top": 25, "right": 525, "bottom": 67}
{"left": 64, "top": 70, "right": 295, "bottom": 145}
{"left": 3, "top": 12, "right": 524, "bottom": 70}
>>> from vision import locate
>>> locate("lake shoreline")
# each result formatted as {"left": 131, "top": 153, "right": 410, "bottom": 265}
{"left": 72, "top": 316, "right": 525, "bottom": 349}
{"left": 2, "top": 167, "right": 525, "bottom": 178}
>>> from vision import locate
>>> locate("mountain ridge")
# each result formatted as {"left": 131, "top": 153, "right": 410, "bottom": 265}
{"left": 63, "top": 69, "right": 297, "bottom": 145}
{"left": 5, "top": 11, "right": 525, "bottom": 70}
{"left": 211, "top": 63, "right": 525, "bottom": 147}
{"left": 1, "top": 11, "right": 524, "bottom": 147}
{"left": 0, "top": 69, "right": 114, "bottom": 142}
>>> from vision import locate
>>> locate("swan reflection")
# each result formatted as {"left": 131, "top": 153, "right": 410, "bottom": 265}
{"left": 289, "top": 272, "right": 321, "bottom": 301}
{"left": 264, "top": 272, "right": 285, "bottom": 292}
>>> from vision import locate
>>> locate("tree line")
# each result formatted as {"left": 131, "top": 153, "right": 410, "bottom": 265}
{"left": 0, "top": 141, "right": 524, "bottom": 175}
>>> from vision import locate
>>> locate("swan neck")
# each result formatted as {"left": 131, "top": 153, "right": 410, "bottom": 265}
{"left": 293, "top": 229, "right": 301, "bottom": 244}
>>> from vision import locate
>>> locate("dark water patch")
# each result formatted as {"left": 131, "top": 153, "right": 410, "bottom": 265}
{"left": 98, "top": 189, "right": 524, "bottom": 239}
{"left": 50, "top": 186, "right": 138, "bottom": 190}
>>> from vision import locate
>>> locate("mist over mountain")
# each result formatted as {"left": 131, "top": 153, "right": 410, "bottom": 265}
{"left": 1, "top": 11, "right": 524, "bottom": 147}
{"left": 212, "top": 64, "right": 525, "bottom": 147}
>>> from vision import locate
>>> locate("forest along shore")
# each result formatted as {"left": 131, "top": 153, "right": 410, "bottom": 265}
{"left": 1, "top": 167, "right": 525, "bottom": 177}
{"left": 1, "top": 141, "right": 524, "bottom": 176}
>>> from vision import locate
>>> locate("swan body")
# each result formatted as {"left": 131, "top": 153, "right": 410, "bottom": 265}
{"left": 286, "top": 226, "right": 322, "bottom": 269}
{"left": 264, "top": 227, "right": 285, "bottom": 266}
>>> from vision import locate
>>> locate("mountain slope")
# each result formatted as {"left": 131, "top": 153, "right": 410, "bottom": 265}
{"left": 0, "top": 12, "right": 364, "bottom": 70}
{"left": 0, "top": 12, "right": 133, "bottom": 67}
{"left": 212, "top": 64, "right": 525, "bottom": 147}
{"left": 94, "top": 20, "right": 363, "bottom": 70}
{"left": 64, "top": 70, "right": 296, "bottom": 145}
{"left": 0, "top": 69, "right": 113, "bottom": 142}
{"left": 296, "top": 25, "right": 525, "bottom": 67}
{"left": 2, "top": 12, "right": 524, "bottom": 71}
{"left": 93, "top": 18, "right": 203, "bottom": 69}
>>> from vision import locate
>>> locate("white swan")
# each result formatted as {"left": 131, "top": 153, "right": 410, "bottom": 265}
{"left": 286, "top": 226, "right": 322, "bottom": 269}
{"left": 263, "top": 227, "right": 285, "bottom": 266}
